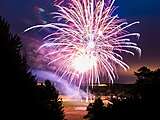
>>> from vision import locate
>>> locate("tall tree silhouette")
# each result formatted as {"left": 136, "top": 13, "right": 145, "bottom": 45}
{"left": 0, "top": 16, "right": 37, "bottom": 120}
{"left": 134, "top": 66, "right": 160, "bottom": 116}
{"left": 0, "top": 17, "right": 65, "bottom": 120}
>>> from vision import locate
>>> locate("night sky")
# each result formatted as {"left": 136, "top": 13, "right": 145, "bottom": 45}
{"left": 0, "top": 0, "right": 160, "bottom": 84}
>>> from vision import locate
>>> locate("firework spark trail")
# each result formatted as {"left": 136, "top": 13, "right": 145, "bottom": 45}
{"left": 25, "top": 0, "right": 141, "bottom": 88}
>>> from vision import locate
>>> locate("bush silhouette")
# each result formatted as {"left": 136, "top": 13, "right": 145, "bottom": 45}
{"left": 84, "top": 97, "right": 108, "bottom": 120}
{"left": 35, "top": 80, "right": 64, "bottom": 120}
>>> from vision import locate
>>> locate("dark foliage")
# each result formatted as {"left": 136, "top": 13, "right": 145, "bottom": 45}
{"left": 35, "top": 80, "right": 64, "bottom": 120}
{"left": 85, "top": 66, "right": 160, "bottom": 119}
{"left": 0, "top": 16, "right": 36, "bottom": 120}
{"left": 134, "top": 66, "right": 160, "bottom": 116}
{"left": 84, "top": 97, "right": 143, "bottom": 119}
{"left": 0, "top": 16, "right": 64, "bottom": 120}
{"left": 84, "top": 97, "right": 108, "bottom": 120}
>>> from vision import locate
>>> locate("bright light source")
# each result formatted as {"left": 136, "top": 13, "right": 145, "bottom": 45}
{"left": 72, "top": 52, "right": 97, "bottom": 73}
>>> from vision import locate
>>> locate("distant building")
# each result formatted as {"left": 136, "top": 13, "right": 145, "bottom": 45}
{"left": 82, "top": 83, "right": 136, "bottom": 97}
{"left": 37, "top": 80, "right": 45, "bottom": 86}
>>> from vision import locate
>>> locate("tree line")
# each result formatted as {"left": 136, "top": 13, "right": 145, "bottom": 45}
{"left": 84, "top": 66, "right": 160, "bottom": 119}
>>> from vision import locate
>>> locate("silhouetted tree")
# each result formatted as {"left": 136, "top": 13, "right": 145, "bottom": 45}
{"left": 134, "top": 66, "right": 153, "bottom": 98}
{"left": 152, "top": 68, "right": 160, "bottom": 85}
{"left": 0, "top": 17, "right": 65, "bottom": 120}
{"left": 35, "top": 80, "right": 64, "bottom": 120}
{"left": 85, "top": 97, "right": 144, "bottom": 119}
{"left": 0, "top": 16, "right": 37, "bottom": 120}
{"left": 84, "top": 66, "right": 160, "bottom": 119}
{"left": 134, "top": 66, "right": 160, "bottom": 116}
{"left": 104, "top": 66, "right": 160, "bottom": 118}
{"left": 84, "top": 97, "right": 108, "bottom": 120}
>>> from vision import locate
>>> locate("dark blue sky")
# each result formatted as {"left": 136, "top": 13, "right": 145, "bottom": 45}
{"left": 0, "top": 0, "right": 160, "bottom": 83}
{"left": 1, "top": 0, "right": 160, "bottom": 31}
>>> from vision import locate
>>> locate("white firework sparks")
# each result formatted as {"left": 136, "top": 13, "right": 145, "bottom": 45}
{"left": 25, "top": 0, "right": 141, "bottom": 88}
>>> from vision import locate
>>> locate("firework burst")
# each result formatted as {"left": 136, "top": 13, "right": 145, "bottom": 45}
{"left": 25, "top": 0, "right": 141, "bottom": 88}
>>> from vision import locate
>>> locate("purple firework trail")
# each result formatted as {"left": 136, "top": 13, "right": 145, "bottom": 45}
{"left": 25, "top": 0, "right": 141, "bottom": 89}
